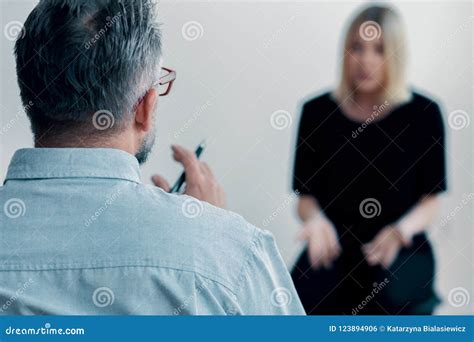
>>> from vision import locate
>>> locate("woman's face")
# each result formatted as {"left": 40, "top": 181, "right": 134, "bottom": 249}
{"left": 346, "top": 35, "right": 386, "bottom": 95}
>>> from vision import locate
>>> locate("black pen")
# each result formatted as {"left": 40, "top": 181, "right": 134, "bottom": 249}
{"left": 170, "top": 140, "right": 207, "bottom": 193}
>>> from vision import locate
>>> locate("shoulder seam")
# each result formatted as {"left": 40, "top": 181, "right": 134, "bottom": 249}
{"left": 233, "top": 225, "right": 261, "bottom": 305}
{"left": 0, "top": 262, "right": 239, "bottom": 295}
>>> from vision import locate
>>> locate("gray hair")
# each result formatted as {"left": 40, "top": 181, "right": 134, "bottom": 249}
{"left": 15, "top": 0, "right": 162, "bottom": 138}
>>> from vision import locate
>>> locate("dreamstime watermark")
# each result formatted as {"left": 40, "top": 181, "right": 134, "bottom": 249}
{"left": 92, "top": 110, "right": 115, "bottom": 130}
{"left": 359, "top": 198, "right": 381, "bottom": 219}
{"left": 352, "top": 101, "right": 390, "bottom": 138}
{"left": 83, "top": 12, "right": 122, "bottom": 50}
{"left": 435, "top": 192, "right": 473, "bottom": 230}
{"left": 3, "top": 198, "right": 26, "bottom": 219}
{"left": 262, "top": 191, "right": 299, "bottom": 227}
{"left": 0, "top": 278, "right": 35, "bottom": 313}
{"left": 0, "top": 100, "right": 34, "bottom": 137}
{"left": 439, "top": 15, "right": 474, "bottom": 52}
{"left": 5, "top": 323, "right": 85, "bottom": 336}
{"left": 270, "top": 109, "right": 292, "bottom": 130}
{"left": 260, "top": 13, "right": 299, "bottom": 50}
{"left": 352, "top": 278, "right": 390, "bottom": 315}
{"left": 181, "top": 197, "right": 204, "bottom": 218}
{"left": 359, "top": 20, "right": 382, "bottom": 41}
{"left": 173, "top": 279, "right": 209, "bottom": 315}
{"left": 84, "top": 187, "right": 123, "bottom": 227}
{"left": 270, "top": 287, "right": 292, "bottom": 307}
{"left": 92, "top": 287, "right": 115, "bottom": 308}
{"left": 4, "top": 20, "right": 25, "bottom": 41}
{"left": 172, "top": 99, "right": 213, "bottom": 140}
{"left": 181, "top": 21, "right": 204, "bottom": 41}
{"left": 448, "top": 109, "right": 470, "bottom": 130}
{"left": 144, "top": 0, "right": 160, "bottom": 10}
{"left": 448, "top": 287, "right": 470, "bottom": 308}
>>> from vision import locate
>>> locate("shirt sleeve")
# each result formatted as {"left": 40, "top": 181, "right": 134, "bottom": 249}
{"left": 292, "top": 103, "right": 319, "bottom": 195}
{"left": 415, "top": 102, "right": 447, "bottom": 197}
{"left": 234, "top": 228, "right": 306, "bottom": 315}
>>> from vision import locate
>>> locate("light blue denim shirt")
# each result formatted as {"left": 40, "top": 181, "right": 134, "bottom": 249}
{"left": 0, "top": 148, "right": 304, "bottom": 315}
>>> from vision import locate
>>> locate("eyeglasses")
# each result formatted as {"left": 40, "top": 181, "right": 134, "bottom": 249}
{"left": 155, "top": 67, "right": 176, "bottom": 96}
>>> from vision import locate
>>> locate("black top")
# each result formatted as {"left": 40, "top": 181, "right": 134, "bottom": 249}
{"left": 293, "top": 91, "right": 447, "bottom": 245}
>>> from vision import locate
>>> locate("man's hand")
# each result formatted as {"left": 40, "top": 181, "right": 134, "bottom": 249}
{"left": 298, "top": 214, "right": 342, "bottom": 269}
{"left": 152, "top": 145, "right": 226, "bottom": 208}
{"left": 362, "top": 225, "right": 408, "bottom": 268}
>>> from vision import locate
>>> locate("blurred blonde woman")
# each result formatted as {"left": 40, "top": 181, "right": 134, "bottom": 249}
{"left": 291, "top": 5, "right": 446, "bottom": 315}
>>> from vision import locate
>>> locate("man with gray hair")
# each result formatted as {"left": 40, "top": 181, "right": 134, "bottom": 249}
{"left": 0, "top": 0, "right": 305, "bottom": 314}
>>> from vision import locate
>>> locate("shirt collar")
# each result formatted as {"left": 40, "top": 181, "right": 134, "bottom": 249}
{"left": 4, "top": 148, "right": 141, "bottom": 184}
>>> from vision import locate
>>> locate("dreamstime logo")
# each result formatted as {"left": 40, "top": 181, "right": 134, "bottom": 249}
{"left": 3, "top": 198, "right": 26, "bottom": 219}
{"left": 92, "top": 110, "right": 115, "bottom": 130}
{"left": 172, "top": 99, "right": 213, "bottom": 140}
{"left": 4, "top": 21, "right": 25, "bottom": 41}
{"left": 262, "top": 191, "right": 299, "bottom": 227}
{"left": 270, "top": 110, "right": 292, "bottom": 130}
{"left": 0, "top": 100, "right": 34, "bottom": 137}
{"left": 181, "top": 21, "right": 204, "bottom": 41}
{"left": 84, "top": 12, "right": 122, "bottom": 50}
{"left": 84, "top": 187, "right": 124, "bottom": 227}
{"left": 359, "top": 20, "right": 382, "bottom": 41}
{"left": 261, "top": 13, "right": 298, "bottom": 50}
{"left": 352, "top": 278, "right": 390, "bottom": 315}
{"left": 270, "top": 287, "right": 292, "bottom": 307}
{"left": 439, "top": 15, "right": 474, "bottom": 52}
{"left": 352, "top": 100, "right": 390, "bottom": 138}
{"left": 0, "top": 278, "right": 34, "bottom": 313}
{"left": 174, "top": 279, "right": 209, "bottom": 315}
{"left": 181, "top": 198, "right": 204, "bottom": 218}
{"left": 359, "top": 198, "right": 381, "bottom": 219}
{"left": 448, "top": 287, "right": 470, "bottom": 308}
{"left": 435, "top": 192, "right": 474, "bottom": 230}
{"left": 144, "top": 0, "right": 160, "bottom": 9}
{"left": 448, "top": 110, "right": 470, "bottom": 130}
{"left": 92, "top": 287, "right": 115, "bottom": 307}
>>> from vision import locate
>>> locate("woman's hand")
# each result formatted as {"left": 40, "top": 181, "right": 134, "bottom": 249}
{"left": 298, "top": 214, "right": 342, "bottom": 270}
{"left": 362, "top": 225, "right": 409, "bottom": 268}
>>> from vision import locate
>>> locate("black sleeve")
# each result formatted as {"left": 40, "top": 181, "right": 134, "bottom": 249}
{"left": 415, "top": 102, "right": 447, "bottom": 197}
{"left": 292, "top": 103, "right": 320, "bottom": 195}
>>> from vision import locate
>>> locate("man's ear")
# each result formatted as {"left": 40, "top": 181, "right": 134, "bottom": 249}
{"left": 134, "top": 88, "right": 158, "bottom": 133}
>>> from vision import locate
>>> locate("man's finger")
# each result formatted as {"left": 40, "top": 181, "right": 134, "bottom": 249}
{"left": 218, "top": 186, "right": 226, "bottom": 208}
{"left": 171, "top": 145, "right": 201, "bottom": 184}
{"left": 200, "top": 162, "right": 215, "bottom": 178}
{"left": 151, "top": 174, "right": 171, "bottom": 192}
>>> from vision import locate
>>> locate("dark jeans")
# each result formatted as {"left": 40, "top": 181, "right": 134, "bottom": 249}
{"left": 291, "top": 233, "right": 440, "bottom": 315}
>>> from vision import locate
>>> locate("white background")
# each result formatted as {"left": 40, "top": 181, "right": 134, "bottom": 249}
{"left": 1, "top": 0, "right": 472, "bottom": 314}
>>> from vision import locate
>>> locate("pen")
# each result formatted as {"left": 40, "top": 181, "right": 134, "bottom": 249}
{"left": 170, "top": 139, "right": 207, "bottom": 193}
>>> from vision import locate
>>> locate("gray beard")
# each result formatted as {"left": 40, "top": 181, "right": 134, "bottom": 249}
{"left": 135, "top": 129, "right": 156, "bottom": 165}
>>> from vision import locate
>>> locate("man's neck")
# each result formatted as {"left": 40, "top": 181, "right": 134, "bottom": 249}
{"left": 34, "top": 136, "right": 136, "bottom": 156}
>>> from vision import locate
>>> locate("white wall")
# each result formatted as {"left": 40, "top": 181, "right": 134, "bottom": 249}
{"left": 1, "top": 0, "right": 472, "bottom": 314}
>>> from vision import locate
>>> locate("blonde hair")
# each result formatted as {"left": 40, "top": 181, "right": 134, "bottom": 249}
{"left": 333, "top": 5, "right": 411, "bottom": 105}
